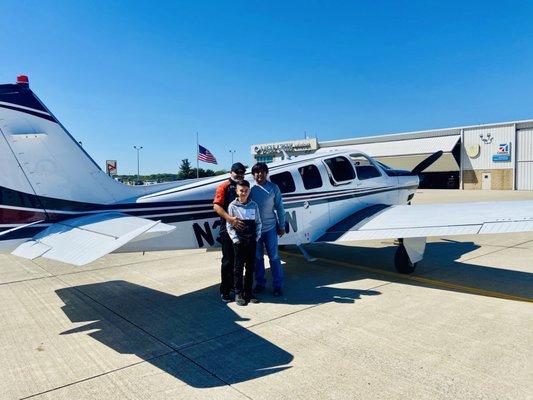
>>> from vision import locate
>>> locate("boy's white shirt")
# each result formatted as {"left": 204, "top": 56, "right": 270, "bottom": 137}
{"left": 232, "top": 206, "right": 256, "bottom": 220}
{"left": 226, "top": 198, "right": 262, "bottom": 243}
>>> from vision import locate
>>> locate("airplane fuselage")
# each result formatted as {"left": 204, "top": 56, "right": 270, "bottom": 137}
{"left": 0, "top": 151, "right": 418, "bottom": 255}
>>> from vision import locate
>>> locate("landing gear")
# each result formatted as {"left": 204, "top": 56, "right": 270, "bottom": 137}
{"left": 394, "top": 240, "right": 417, "bottom": 274}
{"left": 394, "top": 237, "right": 426, "bottom": 274}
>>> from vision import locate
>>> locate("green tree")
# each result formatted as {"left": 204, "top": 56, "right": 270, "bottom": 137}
{"left": 178, "top": 159, "right": 194, "bottom": 180}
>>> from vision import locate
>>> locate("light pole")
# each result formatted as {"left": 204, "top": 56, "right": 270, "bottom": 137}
{"left": 134, "top": 145, "right": 143, "bottom": 182}
{"left": 229, "top": 149, "right": 236, "bottom": 165}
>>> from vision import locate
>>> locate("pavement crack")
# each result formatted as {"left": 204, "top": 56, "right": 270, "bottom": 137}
{"left": 19, "top": 350, "right": 175, "bottom": 399}
{"left": 458, "top": 238, "right": 533, "bottom": 263}
{"left": 30, "top": 272, "right": 254, "bottom": 400}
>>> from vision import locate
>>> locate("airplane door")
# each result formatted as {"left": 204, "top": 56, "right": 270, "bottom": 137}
{"left": 296, "top": 164, "right": 329, "bottom": 242}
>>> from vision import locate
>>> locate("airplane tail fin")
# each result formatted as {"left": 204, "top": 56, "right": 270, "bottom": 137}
{"left": 0, "top": 76, "right": 132, "bottom": 226}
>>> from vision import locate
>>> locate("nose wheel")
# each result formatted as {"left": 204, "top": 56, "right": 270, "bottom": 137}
{"left": 394, "top": 238, "right": 418, "bottom": 274}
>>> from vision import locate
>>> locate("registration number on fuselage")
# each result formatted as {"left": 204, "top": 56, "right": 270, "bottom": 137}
{"left": 192, "top": 210, "right": 298, "bottom": 248}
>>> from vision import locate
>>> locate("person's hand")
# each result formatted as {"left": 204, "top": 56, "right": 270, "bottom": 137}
{"left": 277, "top": 227, "right": 285, "bottom": 237}
{"left": 229, "top": 216, "right": 245, "bottom": 230}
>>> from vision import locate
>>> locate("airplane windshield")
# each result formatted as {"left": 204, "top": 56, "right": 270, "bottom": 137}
{"left": 350, "top": 154, "right": 382, "bottom": 180}
{"left": 377, "top": 161, "right": 391, "bottom": 170}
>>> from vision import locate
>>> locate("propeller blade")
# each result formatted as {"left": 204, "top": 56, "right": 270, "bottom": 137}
{"left": 411, "top": 150, "right": 443, "bottom": 175}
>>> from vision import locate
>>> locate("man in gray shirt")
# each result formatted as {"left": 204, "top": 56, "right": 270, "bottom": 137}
{"left": 249, "top": 163, "right": 286, "bottom": 296}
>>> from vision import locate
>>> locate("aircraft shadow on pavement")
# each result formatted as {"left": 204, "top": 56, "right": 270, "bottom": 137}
{"left": 297, "top": 240, "right": 532, "bottom": 300}
{"left": 55, "top": 268, "right": 380, "bottom": 388}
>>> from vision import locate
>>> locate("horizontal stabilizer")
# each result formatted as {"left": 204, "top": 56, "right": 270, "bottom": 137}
{"left": 12, "top": 212, "right": 175, "bottom": 266}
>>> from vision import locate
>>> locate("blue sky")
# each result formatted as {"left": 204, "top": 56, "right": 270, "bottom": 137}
{"left": 1, "top": 1, "right": 532, "bottom": 174}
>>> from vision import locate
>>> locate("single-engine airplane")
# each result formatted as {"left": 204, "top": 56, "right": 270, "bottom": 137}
{"left": 1, "top": 76, "right": 533, "bottom": 273}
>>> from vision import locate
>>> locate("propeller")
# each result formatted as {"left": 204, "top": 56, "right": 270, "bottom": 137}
{"left": 410, "top": 150, "right": 443, "bottom": 175}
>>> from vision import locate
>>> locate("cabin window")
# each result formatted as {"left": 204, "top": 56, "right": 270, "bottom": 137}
{"left": 298, "top": 164, "right": 323, "bottom": 190}
{"left": 270, "top": 171, "right": 296, "bottom": 193}
{"left": 323, "top": 156, "right": 355, "bottom": 183}
{"left": 350, "top": 154, "right": 382, "bottom": 180}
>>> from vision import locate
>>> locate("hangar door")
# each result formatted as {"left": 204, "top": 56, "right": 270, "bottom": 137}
{"left": 517, "top": 129, "right": 533, "bottom": 190}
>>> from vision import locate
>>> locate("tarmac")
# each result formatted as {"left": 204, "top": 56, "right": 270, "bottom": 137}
{"left": 0, "top": 189, "right": 532, "bottom": 399}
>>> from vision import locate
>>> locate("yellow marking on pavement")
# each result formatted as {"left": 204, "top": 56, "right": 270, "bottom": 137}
{"left": 281, "top": 251, "right": 533, "bottom": 303}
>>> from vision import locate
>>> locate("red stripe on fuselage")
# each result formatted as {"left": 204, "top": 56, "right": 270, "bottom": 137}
{"left": 0, "top": 208, "right": 47, "bottom": 225}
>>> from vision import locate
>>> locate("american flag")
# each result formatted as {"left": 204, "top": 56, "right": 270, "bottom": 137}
{"left": 197, "top": 144, "right": 218, "bottom": 164}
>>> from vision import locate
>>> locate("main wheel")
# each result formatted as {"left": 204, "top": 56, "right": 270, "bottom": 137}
{"left": 394, "top": 243, "right": 417, "bottom": 274}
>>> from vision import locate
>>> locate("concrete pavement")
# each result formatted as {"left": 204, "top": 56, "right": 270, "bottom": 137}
{"left": 0, "top": 190, "right": 532, "bottom": 399}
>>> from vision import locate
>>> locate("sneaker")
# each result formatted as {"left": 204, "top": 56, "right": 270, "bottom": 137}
{"left": 235, "top": 294, "right": 247, "bottom": 306}
{"left": 246, "top": 295, "right": 260, "bottom": 304}
{"left": 273, "top": 288, "right": 283, "bottom": 297}
{"left": 221, "top": 293, "right": 232, "bottom": 303}
{"left": 253, "top": 285, "right": 265, "bottom": 294}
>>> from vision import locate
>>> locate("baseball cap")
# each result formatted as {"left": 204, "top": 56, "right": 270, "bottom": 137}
{"left": 231, "top": 162, "right": 246, "bottom": 173}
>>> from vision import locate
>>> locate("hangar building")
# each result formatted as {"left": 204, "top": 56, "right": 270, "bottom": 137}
{"left": 251, "top": 119, "right": 533, "bottom": 190}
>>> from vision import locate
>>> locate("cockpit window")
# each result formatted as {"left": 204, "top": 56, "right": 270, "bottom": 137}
{"left": 323, "top": 156, "right": 355, "bottom": 183}
{"left": 270, "top": 171, "right": 296, "bottom": 193}
{"left": 350, "top": 154, "right": 382, "bottom": 180}
{"left": 377, "top": 161, "right": 391, "bottom": 170}
{"left": 298, "top": 164, "right": 323, "bottom": 190}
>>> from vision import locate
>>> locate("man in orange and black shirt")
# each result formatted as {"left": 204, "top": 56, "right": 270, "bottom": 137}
{"left": 213, "top": 162, "right": 246, "bottom": 302}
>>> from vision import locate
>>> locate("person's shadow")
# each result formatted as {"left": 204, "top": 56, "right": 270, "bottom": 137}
{"left": 55, "top": 255, "right": 381, "bottom": 388}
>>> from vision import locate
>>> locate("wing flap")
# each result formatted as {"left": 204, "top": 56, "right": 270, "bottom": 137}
{"left": 12, "top": 212, "right": 175, "bottom": 265}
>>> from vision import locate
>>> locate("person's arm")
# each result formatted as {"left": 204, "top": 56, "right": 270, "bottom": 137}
{"left": 254, "top": 203, "right": 262, "bottom": 241}
{"left": 226, "top": 204, "right": 239, "bottom": 243}
{"left": 213, "top": 183, "right": 244, "bottom": 229}
{"left": 273, "top": 185, "right": 286, "bottom": 236}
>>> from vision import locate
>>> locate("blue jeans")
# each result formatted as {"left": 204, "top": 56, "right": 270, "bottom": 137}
{"left": 255, "top": 227, "right": 283, "bottom": 289}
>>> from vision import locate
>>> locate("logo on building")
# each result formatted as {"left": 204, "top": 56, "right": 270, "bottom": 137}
{"left": 492, "top": 142, "right": 511, "bottom": 162}
{"left": 251, "top": 138, "right": 318, "bottom": 155}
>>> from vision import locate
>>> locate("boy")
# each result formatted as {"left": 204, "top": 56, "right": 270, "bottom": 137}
{"left": 226, "top": 180, "right": 262, "bottom": 306}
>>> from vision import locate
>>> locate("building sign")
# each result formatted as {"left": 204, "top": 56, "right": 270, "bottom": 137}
{"left": 492, "top": 143, "right": 511, "bottom": 162}
{"left": 251, "top": 138, "right": 318, "bottom": 155}
{"left": 106, "top": 160, "right": 117, "bottom": 175}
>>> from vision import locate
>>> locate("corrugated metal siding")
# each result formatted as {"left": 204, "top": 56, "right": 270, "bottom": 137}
{"left": 376, "top": 153, "right": 459, "bottom": 172}
{"left": 517, "top": 163, "right": 533, "bottom": 190}
{"left": 517, "top": 129, "right": 533, "bottom": 190}
{"left": 319, "top": 119, "right": 533, "bottom": 148}
{"left": 517, "top": 129, "right": 533, "bottom": 161}
{"left": 462, "top": 124, "right": 515, "bottom": 170}
{"left": 321, "top": 128, "right": 460, "bottom": 147}
{"left": 318, "top": 135, "right": 459, "bottom": 157}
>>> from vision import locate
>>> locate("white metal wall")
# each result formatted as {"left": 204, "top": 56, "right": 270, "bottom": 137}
{"left": 462, "top": 124, "right": 515, "bottom": 170}
{"left": 517, "top": 129, "right": 533, "bottom": 190}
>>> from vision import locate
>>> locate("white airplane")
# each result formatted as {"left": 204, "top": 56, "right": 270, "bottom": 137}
{"left": 1, "top": 76, "right": 533, "bottom": 273}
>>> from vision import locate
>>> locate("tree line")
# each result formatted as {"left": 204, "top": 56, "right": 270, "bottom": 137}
{"left": 115, "top": 159, "right": 227, "bottom": 184}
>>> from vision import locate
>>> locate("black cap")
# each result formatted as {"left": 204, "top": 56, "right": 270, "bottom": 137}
{"left": 231, "top": 162, "right": 246, "bottom": 173}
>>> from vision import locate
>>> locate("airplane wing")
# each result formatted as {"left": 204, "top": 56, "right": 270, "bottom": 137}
{"left": 317, "top": 201, "right": 533, "bottom": 242}
{"left": 12, "top": 212, "right": 175, "bottom": 266}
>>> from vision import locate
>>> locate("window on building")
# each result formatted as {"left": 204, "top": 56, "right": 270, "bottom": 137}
{"left": 298, "top": 164, "right": 323, "bottom": 190}
{"left": 256, "top": 155, "right": 274, "bottom": 163}
{"left": 350, "top": 154, "right": 382, "bottom": 180}
{"left": 323, "top": 156, "right": 355, "bottom": 184}
{"left": 270, "top": 171, "right": 296, "bottom": 193}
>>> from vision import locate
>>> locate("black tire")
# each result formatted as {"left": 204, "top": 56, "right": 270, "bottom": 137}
{"left": 394, "top": 243, "right": 417, "bottom": 274}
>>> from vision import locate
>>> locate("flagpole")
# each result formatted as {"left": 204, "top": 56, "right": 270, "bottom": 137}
{"left": 196, "top": 132, "right": 199, "bottom": 179}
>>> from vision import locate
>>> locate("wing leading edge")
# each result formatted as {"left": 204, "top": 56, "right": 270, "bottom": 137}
{"left": 318, "top": 201, "right": 533, "bottom": 242}
{"left": 12, "top": 212, "right": 175, "bottom": 266}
